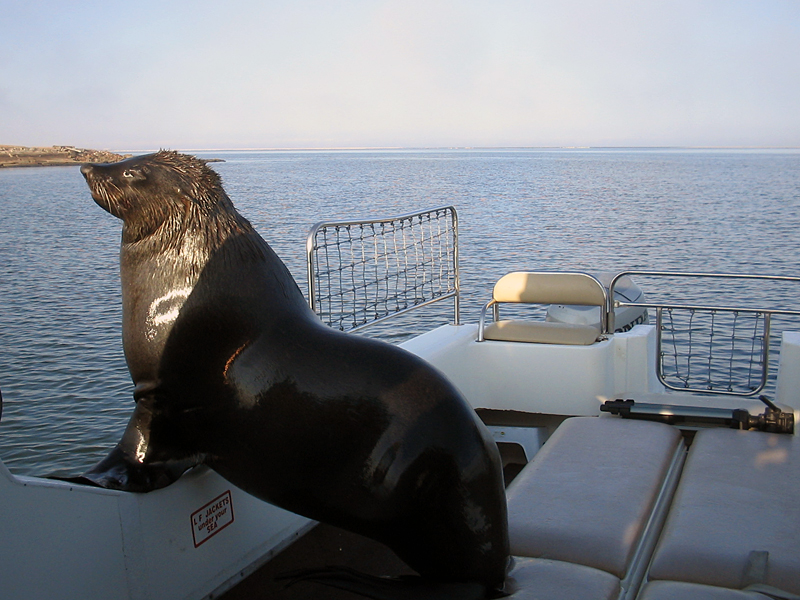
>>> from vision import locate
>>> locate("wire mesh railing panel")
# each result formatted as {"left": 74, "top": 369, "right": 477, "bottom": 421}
{"left": 307, "top": 206, "right": 459, "bottom": 332}
{"left": 657, "top": 307, "right": 769, "bottom": 395}
{"left": 610, "top": 271, "right": 800, "bottom": 398}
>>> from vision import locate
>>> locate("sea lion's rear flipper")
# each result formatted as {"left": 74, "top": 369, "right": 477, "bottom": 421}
{"left": 278, "top": 567, "right": 496, "bottom": 600}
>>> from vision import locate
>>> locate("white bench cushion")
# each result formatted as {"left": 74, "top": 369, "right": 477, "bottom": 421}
{"left": 638, "top": 581, "right": 774, "bottom": 600}
{"left": 507, "top": 417, "right": 683, "bottom": 578}
{"left": 649, "top": 427, "right": 800, "bottom": 594}
{"left": 506, "top": 556, "right": 620, "bottom": 600}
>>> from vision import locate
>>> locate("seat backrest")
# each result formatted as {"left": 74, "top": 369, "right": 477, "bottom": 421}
{"left": 493, "top": 272, "right": 607, "bottom": 307}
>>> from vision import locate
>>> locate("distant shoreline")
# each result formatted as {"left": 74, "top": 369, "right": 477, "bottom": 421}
{"left": 0, "top": 145, "right": 130, "bottom": 168}
{"left": 3, "top": 145, "right": 797, "bottom": 169}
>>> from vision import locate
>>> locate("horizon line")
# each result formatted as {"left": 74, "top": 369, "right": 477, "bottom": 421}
{"left": 113, "top": 144, "right": 800, "bottom": 154}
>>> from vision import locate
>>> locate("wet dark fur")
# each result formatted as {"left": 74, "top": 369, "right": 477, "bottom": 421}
{"left": 79, "top": 151, "right": 510, "bottom": 597}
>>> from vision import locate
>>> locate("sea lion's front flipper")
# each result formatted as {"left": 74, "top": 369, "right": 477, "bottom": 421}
{"left": 79, "top": 445, "right": 197, "bottom": 492}
{"left": 79, "top": 400, "right": 200, "bottom": 492}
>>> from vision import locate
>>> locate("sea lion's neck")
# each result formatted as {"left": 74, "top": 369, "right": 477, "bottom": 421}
{"left": 118, "top": 209, "right": 293, "bottom": 348}
{"left": 122, "top": 206, "right": 260, "bottom": 261}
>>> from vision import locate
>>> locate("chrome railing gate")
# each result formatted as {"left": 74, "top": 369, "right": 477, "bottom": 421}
{"left": 306, "top": 206, "right": 459, "bottom": 332}
{"left": 608, "top": 271, "right": 800, "bottom": 396}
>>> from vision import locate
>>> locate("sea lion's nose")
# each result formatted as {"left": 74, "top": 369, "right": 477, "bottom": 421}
{"left": 80, "top": 164, "right": 93, "bottom": 178}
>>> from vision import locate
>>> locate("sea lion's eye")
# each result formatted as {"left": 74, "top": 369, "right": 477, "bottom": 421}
{"left": 123, "top": 168, "right": 146, "bottom": 182}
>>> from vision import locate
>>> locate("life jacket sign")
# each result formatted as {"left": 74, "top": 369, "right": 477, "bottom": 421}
{"left": 191, "top": 490, "right": 235, "bottom": 547}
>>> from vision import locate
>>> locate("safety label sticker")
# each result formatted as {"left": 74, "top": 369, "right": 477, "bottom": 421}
{"left": 191, "top": 490, "right": 234, "bottom": 547}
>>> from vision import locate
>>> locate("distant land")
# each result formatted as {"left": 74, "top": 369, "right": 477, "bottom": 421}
{"left": 0, "top": 145, "right": 130, "bottom": 168}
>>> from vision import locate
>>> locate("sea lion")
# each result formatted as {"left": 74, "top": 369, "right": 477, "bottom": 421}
{"left": 79, "top": 151, "right": 509, "bottom": 595}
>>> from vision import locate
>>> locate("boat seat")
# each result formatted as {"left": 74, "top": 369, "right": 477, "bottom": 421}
{"left": 506, "top": 417, "right": 684, "bottom": 585}
{"left": 477, "top": 271, "right": 608, "bottom": 344}
{"left": 647, "top": 427, "right": 800, "bottom": 595}
{"left": 505, "top": 556, "right": 620, "bottom": 599}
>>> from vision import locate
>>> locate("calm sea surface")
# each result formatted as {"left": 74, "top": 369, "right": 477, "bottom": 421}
{"left": 1, "top": 148, "right": 799, "bottom": 477}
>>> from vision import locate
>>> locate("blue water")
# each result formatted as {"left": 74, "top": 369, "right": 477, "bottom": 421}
{"left": 1, "top": 148, "right": 799, "bottom": 476}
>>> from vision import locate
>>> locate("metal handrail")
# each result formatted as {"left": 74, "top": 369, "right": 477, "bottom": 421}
{"left": 608, "top": 271, "right": 800, "bottom": 332}
{"left": 306, "top": 205, "right": 460, "bottom": 331}
{"left": 608, "top": 271, "right": 800, "bottom": 397}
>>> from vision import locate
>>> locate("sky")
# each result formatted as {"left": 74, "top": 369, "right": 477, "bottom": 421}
{"left": 2, "top": 0, "right": 799, "bottom": 151}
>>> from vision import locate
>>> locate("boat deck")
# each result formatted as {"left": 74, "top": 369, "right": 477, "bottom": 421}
{"left": 220, "top": 522, "right": 414, "bottom": 600}
{"left": 221, "top": 413, "right": 800, "bottom": 600}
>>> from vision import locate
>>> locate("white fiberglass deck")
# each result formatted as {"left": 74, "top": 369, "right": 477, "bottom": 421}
{"left": 402, "top": 323, "right": 800, "bottom": 421}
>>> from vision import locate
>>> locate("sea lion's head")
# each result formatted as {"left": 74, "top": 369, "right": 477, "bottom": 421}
{"left": 81, "top": 150, "right": 236, "bottom": 243}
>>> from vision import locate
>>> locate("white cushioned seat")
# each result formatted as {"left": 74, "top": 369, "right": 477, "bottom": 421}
{"left": 478, "top": 271, "right": 608, "bottom": 344}
{"left": 507, "top": 417, "right": 684, "bottom": 578}
{"left": 506, "top": 556, "right": 620, "bottom": 600}
{"left": 648, "top": 427, "right": 800, "bottom": 594}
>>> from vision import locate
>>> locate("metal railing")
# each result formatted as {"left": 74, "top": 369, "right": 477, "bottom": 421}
{"left": 306, "top": 206, "right": 459, "bottom": 332}
{"left": 608, "top": 271, "right": 800, "bottom": 396}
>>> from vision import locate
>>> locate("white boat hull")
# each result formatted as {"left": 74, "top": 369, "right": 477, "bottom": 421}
{"left": 0, "top": 463, "right": 311, "bottom": 600}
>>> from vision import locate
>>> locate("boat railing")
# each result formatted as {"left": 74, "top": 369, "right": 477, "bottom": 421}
{"left": 609, "top": 271, "right": 800, "bottom": 397}
{"left": 306, "top": 206, "right": 459, "bottom": 332}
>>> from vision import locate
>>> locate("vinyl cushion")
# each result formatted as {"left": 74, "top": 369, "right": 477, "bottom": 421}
{"left": 482, "top": 320, "right": 601, "bottom": 345}
{"left": 506, "top": 556, "right": 620, "bottom": 600}
{"left": 648, "top": 427, "right": 800, "bottom": 593}
{"left": 507, "top": 417, "right": 683, "bottom": 578}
